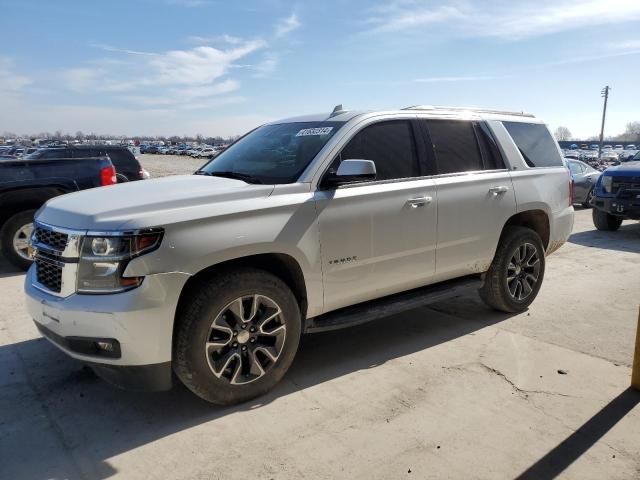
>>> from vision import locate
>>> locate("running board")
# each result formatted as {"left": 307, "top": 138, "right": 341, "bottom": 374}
{"left": 305, "top": 275, "right": 482, "bottom": 333}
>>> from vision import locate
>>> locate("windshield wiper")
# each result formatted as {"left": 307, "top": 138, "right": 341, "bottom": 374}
{"left": 198, "top": 170, "right": 263, "bottom": 184}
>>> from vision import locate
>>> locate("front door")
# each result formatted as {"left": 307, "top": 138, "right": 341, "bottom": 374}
{"left": 314, "top": 119, "right": 438, "bottom": 313}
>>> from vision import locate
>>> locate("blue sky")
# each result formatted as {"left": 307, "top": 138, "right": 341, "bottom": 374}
{"left": 1, "top": 0, "right": 639, "bottom": 138}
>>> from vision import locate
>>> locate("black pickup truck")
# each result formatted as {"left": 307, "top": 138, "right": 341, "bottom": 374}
{"left": 0, "top": 155, "right": 116, "bottom": 269}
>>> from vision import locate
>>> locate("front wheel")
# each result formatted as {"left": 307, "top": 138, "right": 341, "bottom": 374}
{"left": 592, "top": 209, "right": 622, "bottom": 231}
{"left": 480, "top": 226, "right": 546, "bottom": 313}
{"left": 1, "top": 209, "right": 37, "bottom": 271}
{"left": 173, "top": 268, "right": 302, "bottom": 405}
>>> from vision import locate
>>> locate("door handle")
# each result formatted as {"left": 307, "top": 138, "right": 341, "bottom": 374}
{"left": 488, "top": 186, "right": 509, "bottom": 196}
{"left": 407, "top": 196, "right": 432, "bottom": 208}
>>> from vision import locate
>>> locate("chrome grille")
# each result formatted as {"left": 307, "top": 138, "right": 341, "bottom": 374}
{"left": 34, "top": 227, "right": 69, "bottom": 251}
{"left": 35, "top": 256, "right": 63, "bottom": 293}
{"left": 31, "top": 222, "right": 83, "bottom": 297}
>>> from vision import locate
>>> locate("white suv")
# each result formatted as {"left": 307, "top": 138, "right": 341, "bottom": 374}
{"left": 25, "top": 105, "right": 574, "bottom": 404}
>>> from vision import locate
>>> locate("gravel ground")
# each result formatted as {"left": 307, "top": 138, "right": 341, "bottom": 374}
{"left": 138, "top": 153, "right": 209, "bottom": 178}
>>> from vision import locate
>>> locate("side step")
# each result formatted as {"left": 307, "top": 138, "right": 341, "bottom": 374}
{"left": 305, "top": 275, "right": 482, "bottom": 333}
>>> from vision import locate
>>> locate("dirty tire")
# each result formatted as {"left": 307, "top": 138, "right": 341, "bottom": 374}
{"left": 1, "top": 209, "right": 36, "bottom": 271}
{"left": 479, "top": 226, "right": 545, "bottom": 313}
{"left": 592, "top": 209, "right": 622, "bottom": 231}
{"left": 173, "top": 268, "right": 301, "bottom": 405}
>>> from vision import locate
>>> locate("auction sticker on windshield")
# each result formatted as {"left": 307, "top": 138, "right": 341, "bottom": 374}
{"left": 296, "top": 127, "right": 333, "bottom": 137}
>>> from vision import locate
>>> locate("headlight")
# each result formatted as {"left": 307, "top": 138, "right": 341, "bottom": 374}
{"left": 77, "top": 229, "right": 163, "bottom": 294}
{"left": 602, "top": 176, "right": 613, "bottom": 193}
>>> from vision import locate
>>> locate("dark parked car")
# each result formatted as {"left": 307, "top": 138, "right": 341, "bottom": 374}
{"left": 145, "top": 145, "right": 159, "bottom": 154}
{"left": 566, "top": 159, "right": 601, "bottom": 207}
{"left": 0, "top": 154, "right": 116, "bottom": 269}
{"left": 591, "top": 160, "right": 640, "bottom": 230}
{"left": 25, "top": 145, "right": 149, "bottom": 182}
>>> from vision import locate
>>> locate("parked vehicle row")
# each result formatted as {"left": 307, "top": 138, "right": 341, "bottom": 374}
{"left": 141, "top": 143, "right": 227, "bottom": 158}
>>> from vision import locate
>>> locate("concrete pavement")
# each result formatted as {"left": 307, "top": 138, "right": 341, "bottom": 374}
{"left": 1, "top": 209, "right": 639, "bottom": 479}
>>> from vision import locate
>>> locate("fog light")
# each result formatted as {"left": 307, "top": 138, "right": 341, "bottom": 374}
{"left": 96, "top": 341, "right": 114, "bottom": 352}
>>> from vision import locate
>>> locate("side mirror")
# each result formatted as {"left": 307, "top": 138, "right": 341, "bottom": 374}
{"left": 322, "top": 159, "right": 376, "bottom": 187}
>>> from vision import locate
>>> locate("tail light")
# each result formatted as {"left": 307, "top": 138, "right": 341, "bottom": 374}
{"left": 100, "top": 165, "right": 117, "bottom": 186}
{"left": 568, "top": 170, "right": 574, "bottom": 207}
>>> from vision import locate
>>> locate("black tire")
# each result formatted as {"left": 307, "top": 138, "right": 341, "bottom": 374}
{"left": 479, "top": 226, "right": 546, "bottom": 313}
{"left": 592, "top": 209, "right": 622, "bottom": 231}
{"left": 116, "top": 173, "right": 129, "bottom": 183}
{"left": 173, "top": 268, "right": 302, "bottom": 405}
{"left": 582, "top": 187, "right": 595, "bottom": 209}
{"left": 1, "top": 209, "right": 37, "bottom": 271}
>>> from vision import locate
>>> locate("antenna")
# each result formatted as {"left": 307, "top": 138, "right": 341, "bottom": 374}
{"left": 330, "top": 104, "right": 345, "bottom": 117}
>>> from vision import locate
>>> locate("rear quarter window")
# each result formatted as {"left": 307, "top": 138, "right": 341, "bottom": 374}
{"left": 503, "top": 122, "right": 563, "bottom": 168}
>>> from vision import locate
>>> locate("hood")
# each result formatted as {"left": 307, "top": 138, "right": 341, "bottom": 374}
{"left": 603, "top": 161, "right": 640, "bottom": 176}
{"left": 37, "top": 175, "right": 275, "bottom": 230}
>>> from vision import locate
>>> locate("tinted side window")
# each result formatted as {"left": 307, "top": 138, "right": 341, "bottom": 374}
{"left": 39, "top": 149, "right": 69, "bottom": 159}
{"left": 503, "top": 122, "right": 563, "bottom": 168}
{"left": 475, "top": 122, "right": 505, "bottom": 170}
{"left": 71, "top": 148, "right": 92, "bottom": 158}
{"left": 105, "top": 150, "right": 134, "bottom": 168}
{"left": 340, "top": 121, "right": 419, "bottom": 181}
{"left": 425, "top": 120, "right": 483, "bottom": 174}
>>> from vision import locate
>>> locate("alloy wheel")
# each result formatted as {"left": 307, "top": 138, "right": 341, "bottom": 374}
{"left": 205, "top": 295, "right": 286, "bottom": 385}
{"left": 506, "top": 242, "right": 541, "bottom": 301}
{"left": 13, "top": 223, "right": 33, "bottom": 261}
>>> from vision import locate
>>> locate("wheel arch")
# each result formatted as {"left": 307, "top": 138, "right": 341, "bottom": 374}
{"left": 503, "top": 210, "right": 550, "bottom": 250}
{"left": 173, "top": 252, "right": 309, "bottom": 348}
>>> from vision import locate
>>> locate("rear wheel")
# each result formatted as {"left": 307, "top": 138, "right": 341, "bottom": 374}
{"left": 174, "top": 268, "right": 301, "bottom": 405}
{"left": 1, "top": 210, "right": 37, "bottom": 271}
{"left": 480, "top": 226, "right": 546, "bottom": 313}
{"left": 592, "top": 209, "right": 622, "bottom": 231}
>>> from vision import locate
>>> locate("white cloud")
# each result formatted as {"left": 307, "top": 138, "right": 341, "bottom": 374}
{"left": 0, "top": 57, "right": 32, "bottom": 93}
{"left": 275, "top": 13, "right": 300, "bottom": 37}
{"left": 252, "top": 54, "right": 279, "bottom": 78}
{"left": 608, "top": 39, "right": 640, "bottom": 52}
{"left": 365, "top": 0, "right": 640, "bottom": 39}
{"left": 58, "top": 39, "right": 266, "bottom": 110}
{"left": 187, "top": 34, "right": 246, "bottom": 45}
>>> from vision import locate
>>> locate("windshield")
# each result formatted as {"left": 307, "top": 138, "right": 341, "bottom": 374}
{"left": 200, "top": 121, "right": 345, "bottom": 184}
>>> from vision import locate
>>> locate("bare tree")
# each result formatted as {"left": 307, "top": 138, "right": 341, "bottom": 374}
{"left": 554, "top": 126, "right": 572, "bottom": 141}
{"left": 620, "top": 121, "right": 640, "bottom": 141}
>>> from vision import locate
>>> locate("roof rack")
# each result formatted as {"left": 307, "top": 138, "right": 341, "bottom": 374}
{"left": 401, "top": 105, "right": 535, "bottom": 118}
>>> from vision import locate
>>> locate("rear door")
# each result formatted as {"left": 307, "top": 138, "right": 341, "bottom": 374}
{"left": 315, "top": 119, "right": 438, "bottom": 313}
{"left": 421, "top": 119, "right": 517, "bottom": 281}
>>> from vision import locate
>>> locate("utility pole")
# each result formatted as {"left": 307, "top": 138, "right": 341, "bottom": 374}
{"left": 598, "top": 86, "right": 610, "bottom": 159}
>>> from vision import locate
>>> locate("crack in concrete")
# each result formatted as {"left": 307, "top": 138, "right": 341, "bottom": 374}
{"left": 443, "top": 362, "right": 574, "bottom": 399}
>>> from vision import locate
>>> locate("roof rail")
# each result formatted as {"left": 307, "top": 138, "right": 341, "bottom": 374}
{"left": 401, "top": 105, "right": 535, "bottom": 118}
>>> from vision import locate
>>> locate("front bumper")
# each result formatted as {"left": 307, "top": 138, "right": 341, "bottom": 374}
{"left": 25, "top": 266, "right": 190, "bottom": 388}
{"left": 593, "top": 195, "right": 640, "bottom": 219}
